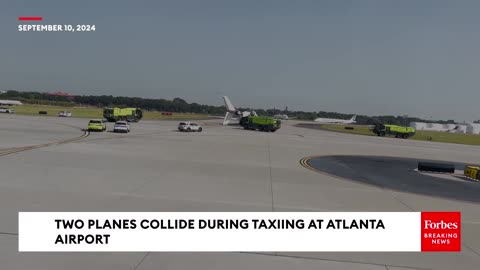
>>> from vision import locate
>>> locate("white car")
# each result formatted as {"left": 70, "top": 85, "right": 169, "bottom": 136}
{"left": 178, "top": 122, "right": 203, "bottom": 132}
{"left": 58, "top": 111, "right": 72, "bottom": 117}
{"left": 0, "top": 107, "right": 14, "bottom": 114}
{"left": 113, "top": 121, "right": 130, "bottom": 133}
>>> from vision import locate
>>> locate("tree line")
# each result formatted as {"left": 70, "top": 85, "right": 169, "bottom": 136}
{"left": 0, "top": 90, "right": 459, "bottom": 125}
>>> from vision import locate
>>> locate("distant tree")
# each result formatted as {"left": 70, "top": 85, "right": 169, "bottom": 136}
{"left": 2, "top": 89, "right": 463, "bottom": 123}
{"left": 173, "top": 97, "right": 187, "bottom": 104}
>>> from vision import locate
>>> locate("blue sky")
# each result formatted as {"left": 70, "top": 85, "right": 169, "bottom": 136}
{"left": 2, "top": 0, "right": 480, "bottom": 121}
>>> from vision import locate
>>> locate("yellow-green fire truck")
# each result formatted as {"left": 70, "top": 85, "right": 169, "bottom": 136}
{"left": 103, "top": 107, "right": 143, "bottom": 122}
{"left": 372, "top": 124, "right": 415, "bottom": 139}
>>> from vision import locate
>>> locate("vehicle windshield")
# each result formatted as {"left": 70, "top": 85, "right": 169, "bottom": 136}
{"left": 89, "top": 120, "right": 101, "bottom": 124}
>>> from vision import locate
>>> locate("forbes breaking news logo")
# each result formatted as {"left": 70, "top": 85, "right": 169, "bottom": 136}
{"left": 421, "top": 212, "right": 461, "bottom": 252}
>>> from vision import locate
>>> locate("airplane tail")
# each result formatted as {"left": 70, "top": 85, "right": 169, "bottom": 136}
{"left": 350, "top": 115, "right": 357, "bottom": 122}
{"left": 222, "top": 96, "right": 257, "bottom": 125}
{"left": 223, "top": 96, "right": 236, "bottom": 112}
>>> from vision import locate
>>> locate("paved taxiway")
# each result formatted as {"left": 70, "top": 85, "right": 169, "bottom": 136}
{"left": 1, "top": 114, "right": 480, "bottom": 270}
{"left": 305, "top": 156, "right": 480, "bottom": 203}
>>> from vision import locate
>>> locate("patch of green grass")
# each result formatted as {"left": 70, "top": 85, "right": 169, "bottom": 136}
{"left": 11, "top": 104, "right": 210, "bottom": 120}
{"left": 12, "top": 104, "right": 102, "bottom": 118}
{"left": 413, "top": 130, "right": 480, "bottom": 145}
{"left": 316, "top": 124, "right": 480, "bottom": 146}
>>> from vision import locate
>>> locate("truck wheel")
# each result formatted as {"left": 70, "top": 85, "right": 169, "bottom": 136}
{"left": 198, "top": 127, "right": 202, "bottom": 132}
{"left": 187, "top": 128, "right": 191, "bottom": 132}
{"left": 402, "top": 133, "right": 409, "bottom": 139}
{"left": 379, "top": 131, "right": 385, "bottom": 137}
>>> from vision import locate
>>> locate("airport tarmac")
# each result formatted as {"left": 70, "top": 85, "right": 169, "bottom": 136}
{"left": 1, "top": 114, "right": 480, "bottom": 270}
{"left": 304, "top": 156, "right": 480, "bottom": 203}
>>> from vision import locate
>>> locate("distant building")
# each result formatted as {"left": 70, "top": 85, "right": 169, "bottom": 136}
{"left": 456, "top": 125, "right": 468, "bottom": 134}
{"left": 409, "top": 122, "right": 479, "bottom": 134}
{"left": 467, "top": 123, "right": 480, "bottom": 134}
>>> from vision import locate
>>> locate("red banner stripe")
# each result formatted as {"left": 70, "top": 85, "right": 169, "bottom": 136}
{"left": 18, "top": 17, "right": 43, "bottom": 21}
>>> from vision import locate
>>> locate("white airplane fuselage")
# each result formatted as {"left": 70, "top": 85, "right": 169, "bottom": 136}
{"left": 314, "top": 115, "right": 357, "bottom": 124}
{"left": 314, "top": 119, "right": 354, "bottom": 124}
{"left": 0, "top": 100, "right": 22, "bottom": 106}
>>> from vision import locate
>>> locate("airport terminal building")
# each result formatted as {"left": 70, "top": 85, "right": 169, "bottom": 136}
{"left": 410, "top": 122, "right": 480, "bottom": 134}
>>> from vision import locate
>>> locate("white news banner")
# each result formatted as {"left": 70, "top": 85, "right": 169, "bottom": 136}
{"left": 18, "top": 212, "right": 423, "bottom": 252}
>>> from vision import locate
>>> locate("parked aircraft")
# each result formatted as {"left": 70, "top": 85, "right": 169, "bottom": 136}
{"left": 314, "top": 115, "right": 357, "bottom": 124}
{"left": 0, "top": 100, "right": 22, "bottom": 106}
{"left": 273, "top": 114, "right": 289, "bottom": 120}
